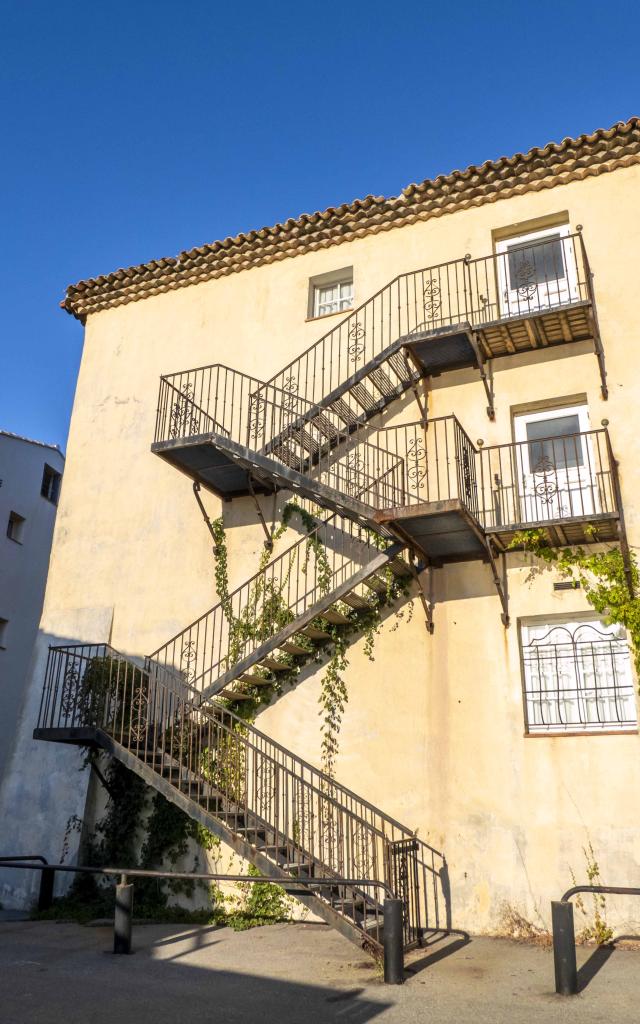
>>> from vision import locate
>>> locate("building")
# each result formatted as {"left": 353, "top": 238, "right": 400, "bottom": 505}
{"left": 2, "top": 119, "right": 640, "bottom": 947}
{"left": 0, "top": 432, "right": 64, "bottom": 785}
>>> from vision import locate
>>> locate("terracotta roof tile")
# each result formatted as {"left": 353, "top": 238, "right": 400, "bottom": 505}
{"left": 62, "top": 118, "right": 640, "bottom": 321}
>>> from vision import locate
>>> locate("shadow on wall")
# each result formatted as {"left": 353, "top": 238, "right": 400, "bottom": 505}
{"left": 0, "top": 627, "right": 111, "bottom": 909}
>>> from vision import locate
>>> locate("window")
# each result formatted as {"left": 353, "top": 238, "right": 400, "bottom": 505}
{"left": 6, "top": 511, "right": 25, "bottom": 543}
{"left": 512, "top": 404, "right": 597, "bottom": 521}
{"left": 41, "top": 464, "right": 61, "bottom": 504}
{"left": 520, "top": 618, "right": 637, "bottom": 734}
{"left": 495, "top": 224, "right": 579, "bottom": 314}
{"left": 308, "top": 267, "right": 354, "bottom": 318}
{"left": 525, "top": 413, "right": 584, "bottom": 472}
{"left": 0, "top": 618, "right": 6, "bottom": 649}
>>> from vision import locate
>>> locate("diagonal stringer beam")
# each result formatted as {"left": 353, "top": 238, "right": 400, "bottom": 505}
{"left": 483, "top": 539, "right": 509, "bottom": 627}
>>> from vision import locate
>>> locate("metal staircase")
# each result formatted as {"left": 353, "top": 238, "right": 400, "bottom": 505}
{"left": 36, "top": 643, "right": 446, "bottom": 955}
{"left": 35, "top": 228, "right": 625, "bottom": 955}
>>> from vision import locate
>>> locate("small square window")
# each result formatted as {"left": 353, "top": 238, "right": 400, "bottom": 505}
{"left": 314, "top": 279, "right": 353, "bottom": 318}
{"left": 7, "top": 511, "right": 25, "bottom": 543}
{"left": 0, "top": 618, "right": 7, "bottom": 649}
{"left": 41, "top": 464, "right": 61, "bottom": 505}
{"left": 520, "top": 618, "right": 637, "bottom": 734}
{"left": 308, "top": 267, "right": 354, "bottom": 319}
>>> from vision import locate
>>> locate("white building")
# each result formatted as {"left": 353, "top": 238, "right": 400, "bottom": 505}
{"left": 0, "top": 432, "right": 64, "bottom": 786}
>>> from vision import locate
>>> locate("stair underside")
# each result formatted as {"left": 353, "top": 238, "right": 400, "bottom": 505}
{"left": 474, "top": 300, "right": 594, "bottom": 358}
{"left": 487, "top": 510, "right": 620, "bottom": 552}
{"left": 34, "top": 727, "right": 384, "bottom": 954}
{"left": 373, "top": 500, "right": 488, "bottom": 562}
{"left": 151, "top": 432, "right": 384, "bottom": 528}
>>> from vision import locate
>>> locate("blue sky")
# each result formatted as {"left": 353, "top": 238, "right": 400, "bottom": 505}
{"left": 1, "top": 0, "right": 638, "bottom": 449}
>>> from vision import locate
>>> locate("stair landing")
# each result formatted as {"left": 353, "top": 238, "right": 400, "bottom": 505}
{"left": 373, "top": 499, "right": 487, "bottom": 562}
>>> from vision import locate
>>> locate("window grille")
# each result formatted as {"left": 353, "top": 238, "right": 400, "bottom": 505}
{"left": 520, "top": 620, "right": 637, "bottom": 734}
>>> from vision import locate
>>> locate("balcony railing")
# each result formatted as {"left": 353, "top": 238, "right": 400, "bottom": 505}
{"left": 154, "top": 233, "right": 596, "bottom": 458}
{"left": 260, "top": 232, "right": 592, "bottom": 410}
{"left": 476, "top": 429, "right": 618, "bottom": 530}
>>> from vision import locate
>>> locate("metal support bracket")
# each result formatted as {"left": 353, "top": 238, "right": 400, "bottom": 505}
{"left": 192, "top": 480, "right": 220, "bottom": 548}
{"left": 410, "top": 561, "right": 435, "bottom": 634}
{"left": 468, "top": 332, "right": 495, "bottom": 421}
{"left": 403, "top": 349, "right": 429, "bottom": 427}
{"left": 247, "top": 476, "right": 275, "bottom": 551}
{"left": 483, "top": 541, "right": 509, "bottom": 627}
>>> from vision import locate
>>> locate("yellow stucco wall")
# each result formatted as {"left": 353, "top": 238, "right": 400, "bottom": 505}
{"left": 37, "top": 160, "right": 640, "bottom": 932}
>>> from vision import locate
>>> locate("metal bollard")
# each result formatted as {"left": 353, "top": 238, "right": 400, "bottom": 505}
{"left": 383, "top": 898, "right": 404, "bottom": 984}
{"left": 114, "top": 876, "right": 134, "bottom": 954}
{"left": 551, "top": 900, "right": 577, "bottom": 995}
{"left": 37, "top": 867, "right": 55, "bottom": 912}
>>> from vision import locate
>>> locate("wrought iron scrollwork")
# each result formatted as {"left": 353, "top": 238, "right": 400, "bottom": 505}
{"left": 344, "top": 450, "right": 366, "bottom": 497}
{"left": 169, "top": 382, "right": 201, "bottom": 438}
{"left": 531, "top": 454, "right": 566, "bottom": 512}
{"left": 181, "top": 638, "right": 197, "bottom": 684}
{"left": 248, "top": 393, "right": 267, "bottom": 439}
{"left": 347, "top": 321, "right": 366, "bottom": 361}
{"left": 423, "top": 279, "right": 442, "bottom": 320}
{"left": 406, "top": 437, "right": 427, "bottom": 486}
{"left": 510, "top": 252, "right": 538, "bottom": 300}
{"left": 281, "top": 375, "right": 299, "bottom": 413}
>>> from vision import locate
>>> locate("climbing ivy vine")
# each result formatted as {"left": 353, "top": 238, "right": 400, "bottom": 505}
{"left": 209, "top": 500, "right": 412, "bottom": 778}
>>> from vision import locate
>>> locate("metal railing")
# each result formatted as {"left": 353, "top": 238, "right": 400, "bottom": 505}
{"left": 154, "top": 234, "right": 592, "bottom": 456}
{"left": 37, "top": 644, "right": 446, "bottom": 952}
{"left": 260, "top": 233, "right": 590, "bottom": 410}
{"left": 146, "top": 512, "right": 402, "bottom": 697}
{"left": 0, "top": 857, "right": 407, "bottom": 981}
{"left": 362, "top": 417, "right": 480, "bottom": 518}
{"left": 477, "top": 428, "right": 617, "bottom": 529}
{"left": 552, "top": 884, "right": 640, "bottom": 995}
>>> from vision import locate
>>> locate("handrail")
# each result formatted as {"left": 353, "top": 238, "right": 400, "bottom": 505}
{"left": 552, "top": 882, "right": 640, "bottom": 995}
{"left": 561, "top": 884, "right": 640, "bottom": 902}
{"left": 38, "top": 642, "right": 445, "bottom": 952}
{"left": 0, "top": 858, "right": 407, "bottom": 981}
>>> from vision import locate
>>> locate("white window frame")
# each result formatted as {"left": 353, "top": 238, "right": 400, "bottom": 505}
{"left": 496, "top": 224, "right": 578, "bottom": 317}
{"left": 519, "top": 616, "right": 637, "bottom": 735}
{"left": 512, "top": 403, "right": 599, "bottom": 522}
{"left": 313, "top": 278, "right": 353, "bottom": 318}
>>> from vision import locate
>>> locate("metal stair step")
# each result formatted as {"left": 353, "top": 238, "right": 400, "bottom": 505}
{"left": 291, "top": 427, "right": 321, "bottom": 457}
{"left": 348, "top": 381, "right": 379, "bottom": 413}
{"left": 321, "top": 607, "right": 352, "bottom": 625}
{"left": 367, "top": 366, "right": 399, "bottom": 398}
{"left": 300, "top": 624, "right": 332, "bottom": 640}
{"left": 278, "top": 640, "right": 313, "bottom": 656}
{"left": 387, "top": 349, "right": 419, "bottom": 383}
{"left": 328, "top": 398, "right": 360, "bottom": 427}
{"left": 236, "top": 673, "right": 277, "bottom": 686}
{"left": 259, "top": 657, "right": 290, "bottom": 672}
{"left": 309, "top": 413, "right": 342, "bottom": 442}
{"left": 341, "top": 591, "right": 371, "bottom": 610}
{"left": 218, "top": 688, "right": 254, "bottom": 700}
{"left": 362, "top": 575, "right": 387, "bottom": 593}
{"left": 389, "top": 557, "right": 412, "bottom": 577}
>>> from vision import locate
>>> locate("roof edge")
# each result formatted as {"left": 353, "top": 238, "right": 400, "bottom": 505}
{"left": 62, "top": 118, "right": 640, "bottom": 321}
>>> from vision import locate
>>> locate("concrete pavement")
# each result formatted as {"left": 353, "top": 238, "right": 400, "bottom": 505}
{"left": 0, "top": 919, "right": 638, "bottom": 1023}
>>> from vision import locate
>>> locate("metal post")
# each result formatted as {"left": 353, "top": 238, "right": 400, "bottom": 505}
{"left": 114, "top": 876, "right": 134, "bottom": 955}
{"left": 551, "top": 900, "right": 577, "bottom": 995}
{"left": 383, "top": 898, "right": 404, "bottom": 984}
{"left": 37, "top": 867, "right": 55, "bottom": 911}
